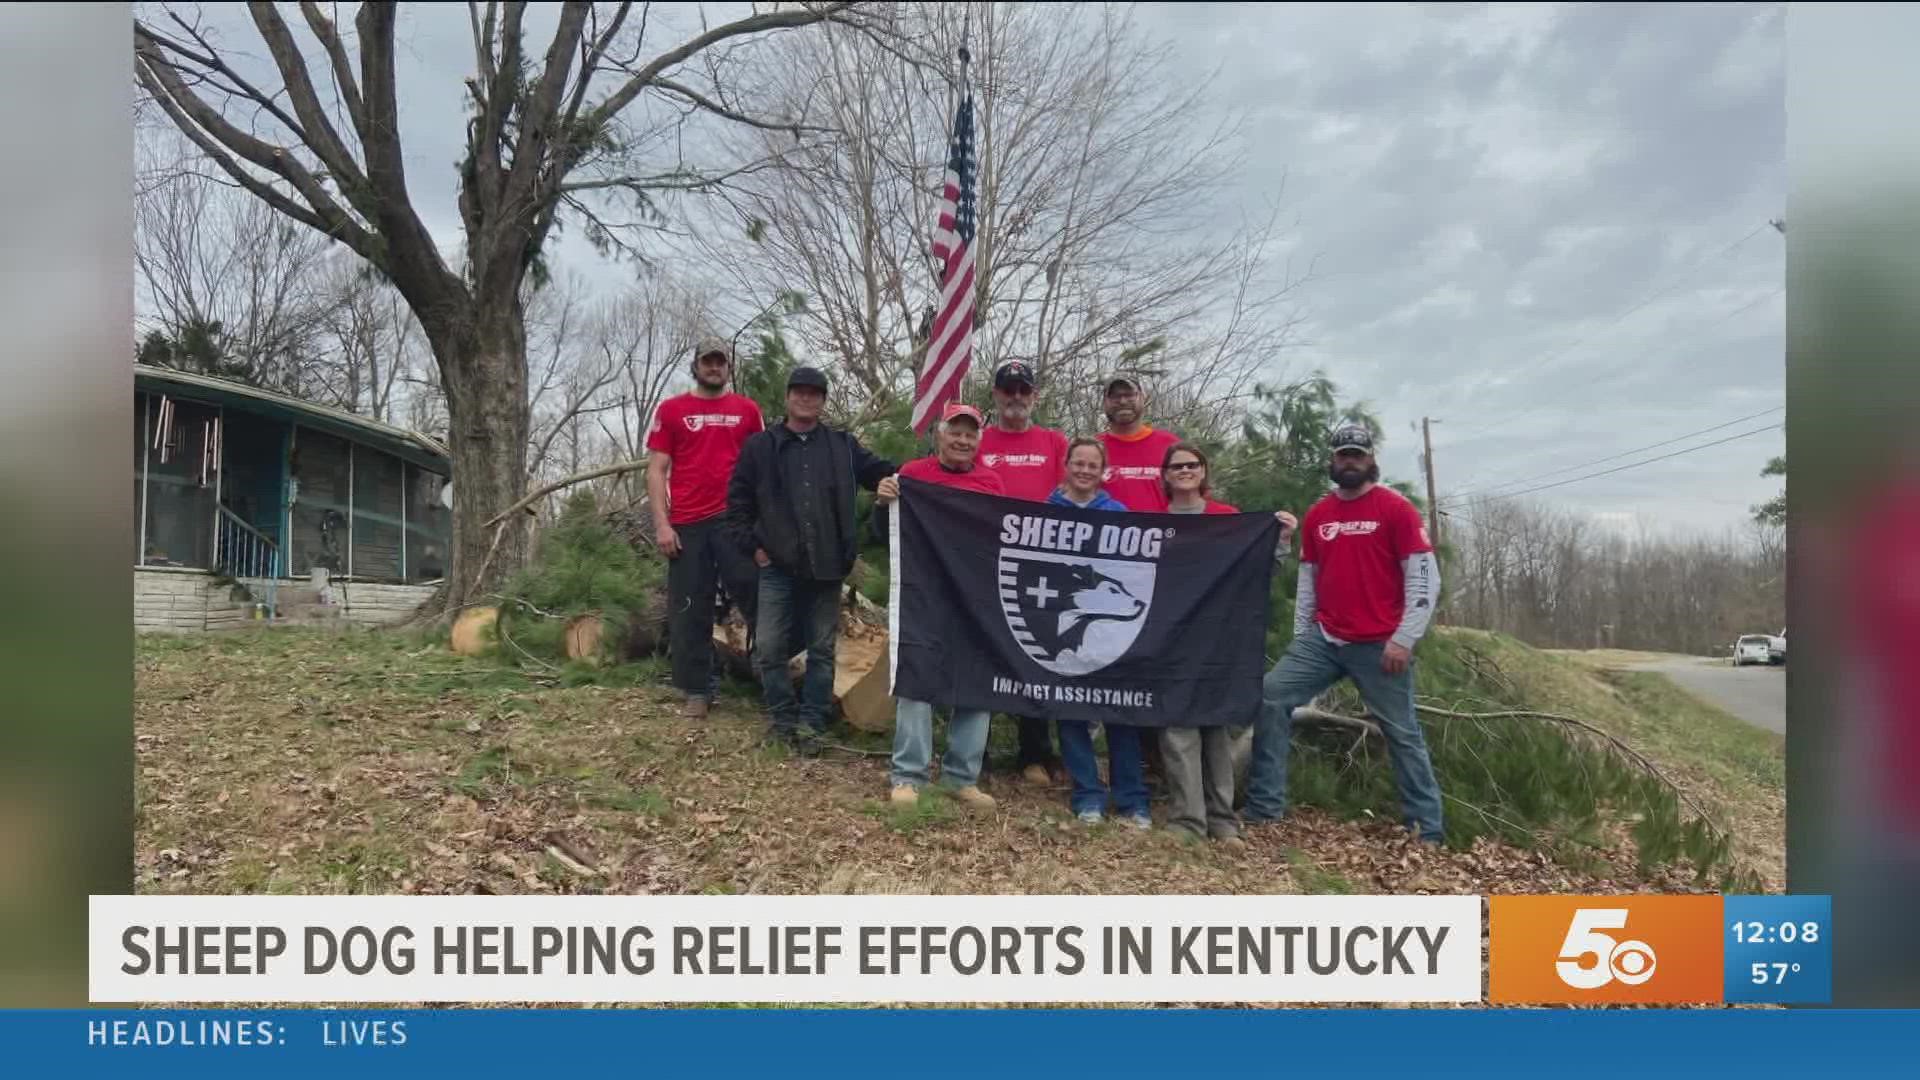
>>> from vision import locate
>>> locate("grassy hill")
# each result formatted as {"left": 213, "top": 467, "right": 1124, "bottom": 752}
{"left": 132, "top": 624, "right": 1782, "bottom": 902}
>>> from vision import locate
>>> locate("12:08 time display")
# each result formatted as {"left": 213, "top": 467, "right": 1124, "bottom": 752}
{"left": 1730, "top": 920, "right": 1821, "bottom": 945}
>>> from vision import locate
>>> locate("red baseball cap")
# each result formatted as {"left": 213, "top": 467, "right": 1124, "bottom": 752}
{"left": 940, "top": 402, "right": 984, "bottom": 426}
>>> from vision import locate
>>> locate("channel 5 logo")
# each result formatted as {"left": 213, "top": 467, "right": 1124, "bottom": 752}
{"left": 1490, "top": 896, "right": 1724, "bottom": 1004}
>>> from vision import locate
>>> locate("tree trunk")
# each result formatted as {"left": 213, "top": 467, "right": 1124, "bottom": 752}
{"left": 435, "top": 302, "right": 532, "bottom": 609}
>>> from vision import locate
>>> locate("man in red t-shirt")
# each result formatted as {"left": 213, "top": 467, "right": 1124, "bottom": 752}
{"left": 1095, "top": 375, "right": 1182, "bottom": 513}
{"left": 873, "top": 403, "right": 1005, "bottom": 811}
{"left": 1243, "top": 424, "right": 1446, "bottom": 844}
{"left": 977, "top": 360, "right": 1070, "bottom": 783}
{"left": 978, "top": 360, "right": 1069, "bottom": 502}
{"left": 645, "top": 337, "right": 766, "bottom": 720}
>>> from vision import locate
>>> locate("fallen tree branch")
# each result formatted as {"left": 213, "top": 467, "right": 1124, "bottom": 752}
{"left": 1414, "top": 704, "right": 1722, "bottom": 832}
{"left": 496, "top": 616, "right": 560, "bottom": 674}
{"left": 1289, "top": 703, "right": 1725, "bottom": 837}
{"left": 1442, "top": 791, "right": 1535, "bottom": 841}
{"left": 486, "top": 457, "right": 650, "bottom": 527}
{"left": 543, "top": 832, "right": 603, "bottom": 877}
{"left": 467, "top": 519, "right": 513, "bottom": 602}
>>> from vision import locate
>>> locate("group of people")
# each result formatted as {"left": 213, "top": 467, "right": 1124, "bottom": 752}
{"left": 644, "top": 338, "right": 1446, "bottom": 848}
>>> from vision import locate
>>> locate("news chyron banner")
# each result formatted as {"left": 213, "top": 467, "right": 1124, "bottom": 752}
{"left": 88, "top": 893, "right": 1832, "bottom": 1005}
{"left": 91, "top": 895, "right": 1483, "bottom": 1004}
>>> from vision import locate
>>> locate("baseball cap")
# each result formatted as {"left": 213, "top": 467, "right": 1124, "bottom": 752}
{"left": 1103, "top": 374, "right": 1143, "bottom": 395}
{"left": 693, "top": 336, "right": 732, "bottom": 362}
{"left": 993, "top": 360, "right": 1037, "bottom": 390}
{"left": 787, "top": 366, "right": 829, "bottom": 392}
{"left": 1330, "top": 424, "right": 1375, "bottom": 453}
{"left": 940, "top": 401, "right": 984, "bottom": 427}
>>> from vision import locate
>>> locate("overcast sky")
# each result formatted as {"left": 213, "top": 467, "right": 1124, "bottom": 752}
{"left": 1134, "top": 2, "right": 1785, "bottom": 536}
{"left": 176, "top": 2, "right": 1785, "bottom": 537}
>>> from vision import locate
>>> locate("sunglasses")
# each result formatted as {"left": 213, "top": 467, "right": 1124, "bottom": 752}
{"left": 1166, "top": 461, "right": 1205, "bottom": 473}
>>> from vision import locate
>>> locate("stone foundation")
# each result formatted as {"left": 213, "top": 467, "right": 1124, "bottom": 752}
{"left": 134, "top": 568, "right": 436, "bottom": 632}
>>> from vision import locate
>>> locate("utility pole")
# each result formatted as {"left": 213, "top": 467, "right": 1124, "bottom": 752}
{"left": 1421, "top": 417, "right": 1441, "bottom": 548}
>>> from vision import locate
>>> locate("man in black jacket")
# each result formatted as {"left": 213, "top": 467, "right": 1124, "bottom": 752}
{"left": 725, "top": 366, "right": 897, "bottom": 750}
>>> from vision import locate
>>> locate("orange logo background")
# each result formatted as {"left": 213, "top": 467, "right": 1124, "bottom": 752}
{"left": 1490, "top": 895, "right": 1724, "bottom": 1004}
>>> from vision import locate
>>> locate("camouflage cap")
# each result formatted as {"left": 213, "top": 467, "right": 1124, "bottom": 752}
{"left": 693, "top": 337, "right": 732, "bottom": 363}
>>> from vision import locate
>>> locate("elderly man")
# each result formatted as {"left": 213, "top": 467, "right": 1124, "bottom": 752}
{"left": 872, "top": 402, "right": 1006, "bottom": 810}
{"left": 726, "top": 366, "right": 896, "bottom": 753}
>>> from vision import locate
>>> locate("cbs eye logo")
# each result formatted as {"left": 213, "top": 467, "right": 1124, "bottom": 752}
{"left": 1556, "top": 908, "right": 1658, "bottom": 989}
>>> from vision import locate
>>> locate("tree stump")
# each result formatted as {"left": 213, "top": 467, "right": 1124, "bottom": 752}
{"left": 450, "top": 606, "right": 499, "bottom": 656}
{"left": 564, "top": 615, "right": 606, "bottom": 665}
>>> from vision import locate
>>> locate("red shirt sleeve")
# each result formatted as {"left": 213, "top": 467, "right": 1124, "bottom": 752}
{"left": 644, "top": 398, "right": 677, "bottom": 456}
{"left": 742, "top": 397, "right": 765, "bottom": 435}
{"left": 1300, "top": 506, "right": 1321, "bottom": 564}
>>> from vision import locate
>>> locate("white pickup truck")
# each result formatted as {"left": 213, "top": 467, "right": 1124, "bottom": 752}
{"left": 1768, "top": 630, "right": 1786, "bottom": 665}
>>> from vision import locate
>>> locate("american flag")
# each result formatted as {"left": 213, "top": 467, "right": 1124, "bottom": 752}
{"left": 913, "top": 90, "right": 979, "bottom": 435}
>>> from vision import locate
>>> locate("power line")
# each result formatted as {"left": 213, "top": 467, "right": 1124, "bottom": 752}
{"left": 1448, "top": 222, "right": 1777, "bottom": 446}
{"left": 1454, "top": 404, "right": 1784, "bottom": 499}
{"left": 1464, "top": 422, "right": 1783, "bottom": 503}
{"left": 1445, "top": 283, "right": 1785, "bottom": 493}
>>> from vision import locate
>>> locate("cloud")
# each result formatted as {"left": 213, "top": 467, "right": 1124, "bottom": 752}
{"left": 1136, "top": 2, "right": 1784, "bottom": 533}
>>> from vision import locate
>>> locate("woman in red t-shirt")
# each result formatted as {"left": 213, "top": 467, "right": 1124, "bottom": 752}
{"left": 1156, "top": 442, "right": 1297, "bottom": 845}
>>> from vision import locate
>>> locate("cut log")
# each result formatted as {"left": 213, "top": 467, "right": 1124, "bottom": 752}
{"left": 709, "top": 616, "right": 807, "bottom": 683}
{"left": 836, "top": 633, "right": 894, "bottom": 733}
{"left": 564, "top": 615, "right": 606, "bottom": 665}
{"left": 450, "top": 606, "right": 499, "bottom": 656}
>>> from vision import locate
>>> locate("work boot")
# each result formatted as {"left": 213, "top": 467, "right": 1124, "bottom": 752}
{"left": 949, "top": 785, "right": 998, "bottom": 813}
{"left": 1020, "top": 763, "right": 1052, "bottom": 786}
{"left": 680, "top": 695, "right": 709, "bottom": 721}
{"left": 890, "top": 785, "right": 921, "bottom": 806}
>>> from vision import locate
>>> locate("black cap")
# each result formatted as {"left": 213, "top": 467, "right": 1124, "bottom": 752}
{"left": 1330, "top": 424, "right": 1374, "bottom": 453}
{"left": 993, "top": 360, "right": 1036, "bottom": 390}
{"left": 787, "top": 366, "right": 829, "bottom": 392}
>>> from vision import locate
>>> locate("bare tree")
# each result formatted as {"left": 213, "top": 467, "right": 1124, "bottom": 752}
{"left": 301, "top": 252, "right": 426, "bottom": 422}
{"left": 693, "top": 2, "right": 1313, "bottom": 438}
{"left": 135, "top": 158, "right": 335, "bottom": 392}
{"left": 1446, "top": 495, "right": 1786, "bottom": 654}
{"left": 135, "top": 1, "right": 889, "bottom": 605}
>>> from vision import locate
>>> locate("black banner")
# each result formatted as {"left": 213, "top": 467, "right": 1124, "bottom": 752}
{"left": 888, "top": 477, "right": 1279, "bottom": 727}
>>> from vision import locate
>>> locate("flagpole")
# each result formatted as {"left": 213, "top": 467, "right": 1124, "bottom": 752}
{"left": 923, "top": 40, "right": 974, "bottom": 454}
{"left": 916, "top": 24, "right": 980, "bottom": 444}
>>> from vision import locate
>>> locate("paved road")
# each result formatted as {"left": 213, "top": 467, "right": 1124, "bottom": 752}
{"left": 1629, "top": 658, "right": 1785, "bottom": 735}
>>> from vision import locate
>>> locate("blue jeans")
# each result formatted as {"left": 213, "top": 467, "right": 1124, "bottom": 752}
{"left": 891, "top": 698, "right": 991, "bottom": 790}
{"left": 753, "top": 566, "right": 841, "bottom": 734}
{"left": 1059, "top": 721, "right": 1149, "bottom": 817}
{"left": 1246, "top": 630, "right": 1446, "bottom": 842}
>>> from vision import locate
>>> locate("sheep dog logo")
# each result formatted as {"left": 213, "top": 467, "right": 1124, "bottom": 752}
{"left": 998, "top": 549, "right": 1155, "bottom": 676}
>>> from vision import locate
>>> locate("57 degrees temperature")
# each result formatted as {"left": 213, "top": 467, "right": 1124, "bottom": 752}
{"left": 1752, "top": 962, "right": 1801, "bottom": 985}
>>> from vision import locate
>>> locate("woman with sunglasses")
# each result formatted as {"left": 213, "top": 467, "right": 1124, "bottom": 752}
{"left": 1156, "top": 442, "right": 1297, "bottom": 847}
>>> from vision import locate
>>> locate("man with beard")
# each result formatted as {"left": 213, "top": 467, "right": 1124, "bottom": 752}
{"left": 1095, "top": 375, "right": 1183, "bottom": 513}
{"left": 646, "top": 337, "right": 766, "bottom": 721}
{"left": 978, "top": 359, "right": 1071, "bottom": 785}
{"left": 1242, "top": 424, "right": 1447, "bottom": 844}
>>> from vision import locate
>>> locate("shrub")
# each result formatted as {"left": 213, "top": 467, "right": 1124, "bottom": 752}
{"left": 495, "top": 490, "right": 663, "bottom": 665}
